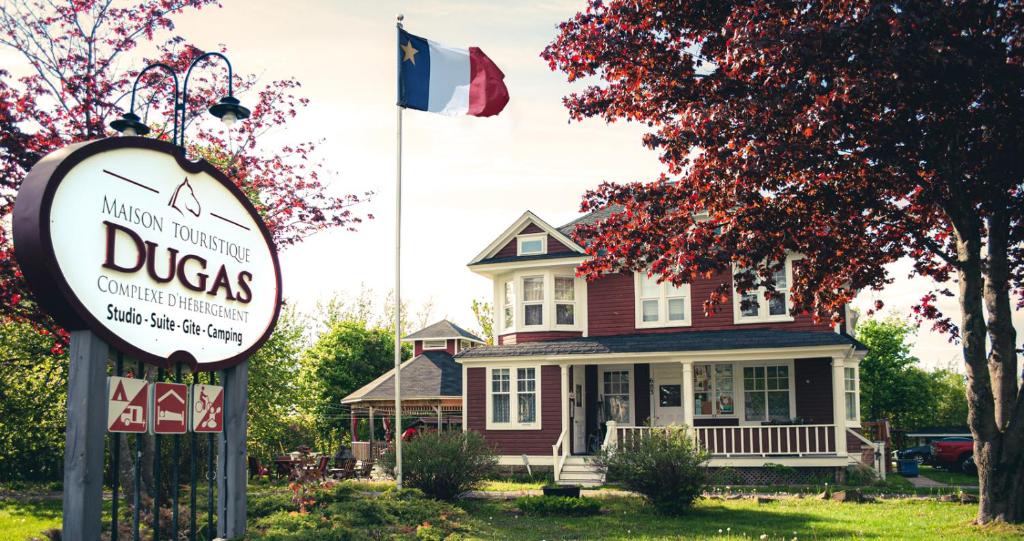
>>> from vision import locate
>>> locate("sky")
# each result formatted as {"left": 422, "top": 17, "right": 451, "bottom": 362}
{"left": 10, "top": 0, "right": 1022, "bottom": 369}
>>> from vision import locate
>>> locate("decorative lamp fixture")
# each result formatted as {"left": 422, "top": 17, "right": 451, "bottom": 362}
{"left": 208, "top": 95, "right": 250, "bottom": 127}
{"left": 109, "top": 112, "right": 151, "bottom": 137}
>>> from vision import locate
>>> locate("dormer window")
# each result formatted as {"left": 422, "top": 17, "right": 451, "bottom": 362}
{"left": 517, "top": 233, "right": 547, "bottom": 256}
{"left": 422, "top": 339, "right": 447, "bottom": 350}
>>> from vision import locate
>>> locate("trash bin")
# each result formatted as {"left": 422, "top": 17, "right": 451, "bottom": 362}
{"left": 898, "top": 458, "right": 919, "bottom": 477}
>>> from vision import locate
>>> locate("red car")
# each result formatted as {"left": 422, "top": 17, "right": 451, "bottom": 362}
{"left": 930, "top": 437, "right": 976, "bottom": 474}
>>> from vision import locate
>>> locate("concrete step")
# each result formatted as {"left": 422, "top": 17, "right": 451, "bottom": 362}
{"left": 560, "top": 464, "right": 600, "bottom": 473}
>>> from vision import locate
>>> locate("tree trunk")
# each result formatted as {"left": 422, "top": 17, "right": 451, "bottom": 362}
{"left": 954, "top": 217, "right": 1024, "bottom": 523}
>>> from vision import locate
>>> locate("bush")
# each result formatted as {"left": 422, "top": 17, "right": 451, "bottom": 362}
{"left": 379, "top": 431, "right": 498, "bottom": 500}
{"left": 249, "top": 492, "right": 296, "bottom": 518}
{"left": 844, "top": 463, "right": 880, "bottom": 486}
{"left": 515, "top": 495, "right": 601, "bottom": 516}
{"left": 591, "top": 425, "right": 709, "bottom": 515}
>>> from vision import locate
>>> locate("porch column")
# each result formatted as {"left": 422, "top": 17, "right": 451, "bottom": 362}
{"left": 561, "top": 364, "right": 570, "bottom": 438}
{"left": 368, "top": 407, "right": 374, "bottom": 446}
{"left": 681, "top": 361, "right": 695, "bottom": 429}
{"left": 831, "top": 356, "right": 847, "bottom": 457}
{"left": 436, "top": 405, "right": 443, "bottom": 431}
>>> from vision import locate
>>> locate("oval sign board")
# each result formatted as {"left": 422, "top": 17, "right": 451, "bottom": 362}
{"left": 13, "top": 137, "right": 282, "bottom": 371}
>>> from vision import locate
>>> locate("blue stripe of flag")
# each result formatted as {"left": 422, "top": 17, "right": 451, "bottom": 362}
{"left": 398, "top": 29, "right": 430, "bottom": 111}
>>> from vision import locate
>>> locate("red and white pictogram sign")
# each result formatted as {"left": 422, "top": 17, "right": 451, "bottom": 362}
{"left": 150, "top": 382, "right": 189, "bottom": 434}
{"left": 107, "top": 376, "right": 148, "bottom": 433}
{"left": 191, "top": 384, "right": 224, "bottom": 433}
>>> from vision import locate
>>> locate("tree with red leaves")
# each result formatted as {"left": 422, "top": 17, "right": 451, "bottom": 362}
{"left": 544, "top": 1, "right": 1023, "bottom": 523}
{"left": 0, "top": 0, "right": 369, "bottom": 353}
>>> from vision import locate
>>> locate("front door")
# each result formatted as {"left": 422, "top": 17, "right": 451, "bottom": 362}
{"left": 572, "top": 366, "right": 586, "bottom": 453}
{"left": 651, "top": 365, "right": 685, "bottom": 426}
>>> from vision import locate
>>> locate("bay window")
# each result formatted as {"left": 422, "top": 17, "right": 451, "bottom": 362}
{"left": 502, "top": 281, "right": 514, "bottom": 330}
{"left": 555, "top": 276, "right": 575, "bottom": 325}
{"left": 743, "top": 365, "right": 792, "bottom": 422}
{"left": 487, "top": 366, "right": 542, "bottom": 429}
{"left": 522, "top": 276, "right": 544, "bottom": 326}
{"left": 734, "top": 258, "right": 794, "bottom": 323}
{"left": 635, "top": 272, "right": 691, "bottom": 328}
{"left": 845, "top": 367, "right": 860, "bottom": 423}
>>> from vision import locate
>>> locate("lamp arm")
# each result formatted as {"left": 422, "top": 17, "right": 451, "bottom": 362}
{"left": 180, "top": 52, "right": 235, "bottom": 148}
{"left": 127, "top": 63, "right": 181, "bottom": 141}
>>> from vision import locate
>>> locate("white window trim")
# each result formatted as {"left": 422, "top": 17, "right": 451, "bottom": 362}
{"left": 692, "top": 363, "right": 737, "bottom": 418}
{"left": 485, "top": 366, "right": 543, "bottom": 430}
{"left": 521, "top": 275, "right": 546, "bottom": 328}
{"left": 634, "top": 272, "right": 692, "bottom": 329}
{"left": 732, "top": 257, "right": 796, "bottom": 324}
{"left": 422, "top": 339, "right": 447, "bottom": 350}
{"left": 554, "top": 275, "right": 577, "bottom": 327}
{"left": 599, "top": 365, "right": 634, "bottom": 426}
{"left": 516, "top": 233, "right": 548, "bottom": 256}
{"left": 844, "top": 366, "right": 861, "bottom": 427}
{"left": 495, "top": 269, "right": 585, "bottom": 334}
{"left": 737, "top": 360, "right": 797, "bottom": 425}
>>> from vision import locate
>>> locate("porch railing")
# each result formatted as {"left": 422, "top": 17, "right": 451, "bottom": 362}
{"left": 551, "top": 429, "right": 569, "bottom": 483}
{"left": 351, "top": 441, "right": 388, "bottom": 462}
{"left": 603, "top": 422, "right": 838, "bottom": 457}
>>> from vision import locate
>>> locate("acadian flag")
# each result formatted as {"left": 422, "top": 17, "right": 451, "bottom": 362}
{"left": 398, "top": 29, "right": 509, "bottom": 117}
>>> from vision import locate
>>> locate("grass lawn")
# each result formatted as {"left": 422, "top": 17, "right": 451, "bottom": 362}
{"left": 0, "top": 499, "right": 62, "bottom": 541}
{"left": 459, "top": 495, "right": 1024, "bottom": 540}
{"left": 919, "top": 465, "right": 978, "bottom": 487}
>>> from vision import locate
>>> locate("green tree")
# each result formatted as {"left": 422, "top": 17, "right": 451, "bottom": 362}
{"left": 470, "top": 298, "right": 494, "bottom": 345}
{"left": 855, "top": 318, "right": 934, "bottom": 430}
{"left": 298, "top": 317, "right": 409, "bottom": 448}
{"left": 927, "top": 369, "right": 970, "bottom": 429}
{"left": 0, "top": 318, "right": 68, "bottom": 481}
{"left": 247, "top": 306, "right": 312, "bottom": 461}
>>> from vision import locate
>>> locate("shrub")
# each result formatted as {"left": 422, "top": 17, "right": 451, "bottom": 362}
{"left": 515, "top": 495, "right": 601, "bottom": 516}
{"left": 844, "top": 463, "right": 880, "bottom": 486}
{"left": 591, "top": 425, "right": 709, "bottom": 515}
{"left": 379, "top": 431, "right": 498, "bottom": 500}
{"left": 249, "top": 492, "right": 296, "bottom": 518}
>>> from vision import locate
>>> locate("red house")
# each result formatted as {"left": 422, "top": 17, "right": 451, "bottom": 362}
{"left": 456, "top": 210, "right": 879, "bottom": 485}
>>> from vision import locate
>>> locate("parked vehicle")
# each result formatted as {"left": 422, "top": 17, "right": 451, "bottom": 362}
{"left": 930, "top": 437, "right": 976, "bottom": 474}
{"left": 896, "top": 444, "right": 932, "bottom": 464}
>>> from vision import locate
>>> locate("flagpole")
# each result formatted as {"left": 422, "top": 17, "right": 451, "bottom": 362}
{"left": 393, "top": 13, "right": 405, "bottom": 490}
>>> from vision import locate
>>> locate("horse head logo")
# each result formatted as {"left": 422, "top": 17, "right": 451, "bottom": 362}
{"left": 168, "top": 177, "right": 201, "bottom": 217}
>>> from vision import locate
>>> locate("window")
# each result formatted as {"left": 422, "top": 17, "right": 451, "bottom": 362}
{"left": 522, "top": 276, "right": 544, "bottom": 326}
{"left": 743, "top": 365, "right": 791, "bottom": 422}
{"left": 491, "top": 369, "right": 510, "bottom": 423}
{"left": 517, "top": 368, "right": 536, "bottom": 423}
{"left": 555, "top": 276, "right": 575, "bottom": 325}
{"left": 659, "top": 384, "right": 681, "bottom": 408}
{"left": 693, "top": 364, "right": 735, "bottom": 416}
{"left": 845, "top": 367, "right": 859, "bottom": 422}
{"left": 603, "top": 370, "right": 631, "bottom": 423}
{"left": 734, "top": 258, "right": 793, "bottom": 323}
{"left": 635, "top": 272, "right": 690, "bottom": 328}
{"left": 422, "top": 339, "right": 446, "bottom": 350}
{"left": 502, "top": 281, "right": 514, "bottom": 330}
{"left": 517, "top": 234, "right": 547, "bottom": 256}
{"left": 487, "top": 367, "right": 542, "bottom": 429}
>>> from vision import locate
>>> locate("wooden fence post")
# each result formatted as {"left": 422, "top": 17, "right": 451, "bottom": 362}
{"left": 217, "top": 361, "right": 249, "bottom": 538}
{"left": 62, "top": 331, "right": 109, "bottom": 541}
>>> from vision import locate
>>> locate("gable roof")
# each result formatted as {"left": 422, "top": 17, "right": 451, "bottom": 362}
{"left": 403, "top": 320, "right": 484, "bottom": 343}
{"left": 468, "top": 211, "right": 585, "bottom": 266}
{"left": 456, "top": 329, "right": 865, "bottom": 359}
{"left": 341, "top": 351, "right": 462, "bottom": 403}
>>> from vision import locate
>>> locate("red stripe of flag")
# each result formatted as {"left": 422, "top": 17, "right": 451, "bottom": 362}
{"left": 468, "top": 47, "right": 509, "bottom": 117}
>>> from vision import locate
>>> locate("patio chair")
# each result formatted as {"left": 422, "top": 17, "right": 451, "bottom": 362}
{"left": 312, "top": 454, "right": 330, "bottom": 480}
{"left": 354, "top": 460, "right": 374, "bottom": 479}
{"left": 329, "top": 459, "right": 355, "bottom": 480}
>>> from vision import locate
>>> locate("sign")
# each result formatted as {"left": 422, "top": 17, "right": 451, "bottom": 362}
{"left": 151, "top": 382, "right": 189, "bottom": 434}
{"left": 107, "top": 376, "right": 148, "bottom": 433}
{"left": 192, "top": 384, "right": 224, "bottom": 433}
{"left": 12, "top": 137, "right": 282, "bottom": 370}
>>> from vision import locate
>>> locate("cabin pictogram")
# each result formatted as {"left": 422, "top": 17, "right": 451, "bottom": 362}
{"left": 151, "top": 382, "right": 189, "bottom": 434}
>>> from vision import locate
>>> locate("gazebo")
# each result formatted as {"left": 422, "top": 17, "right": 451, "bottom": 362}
{"left": 341, "top": 320, "right": 484, "bottom": 461}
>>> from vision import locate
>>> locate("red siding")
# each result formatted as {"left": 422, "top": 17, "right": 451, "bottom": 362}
{"left": 587, "top": 272, "right": 832, "bottom": 336}
{"left": 413, "top": 339, "right": 456, "bottom": 357}
{"left": 498, "top": 331, "right": 583, "bottom": 345}
{"left": 493, "top": 223, "right": 575, "bottom": 258}
{"left": 466, "top": 365, "right": 562, "bottom": 455}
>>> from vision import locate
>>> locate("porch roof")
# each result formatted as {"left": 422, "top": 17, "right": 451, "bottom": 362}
{"left": 455, "top": 329, "right": 865, "bottom": 359}
{"left": 341, "top": 351, "right": 462, "bottom": 404}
